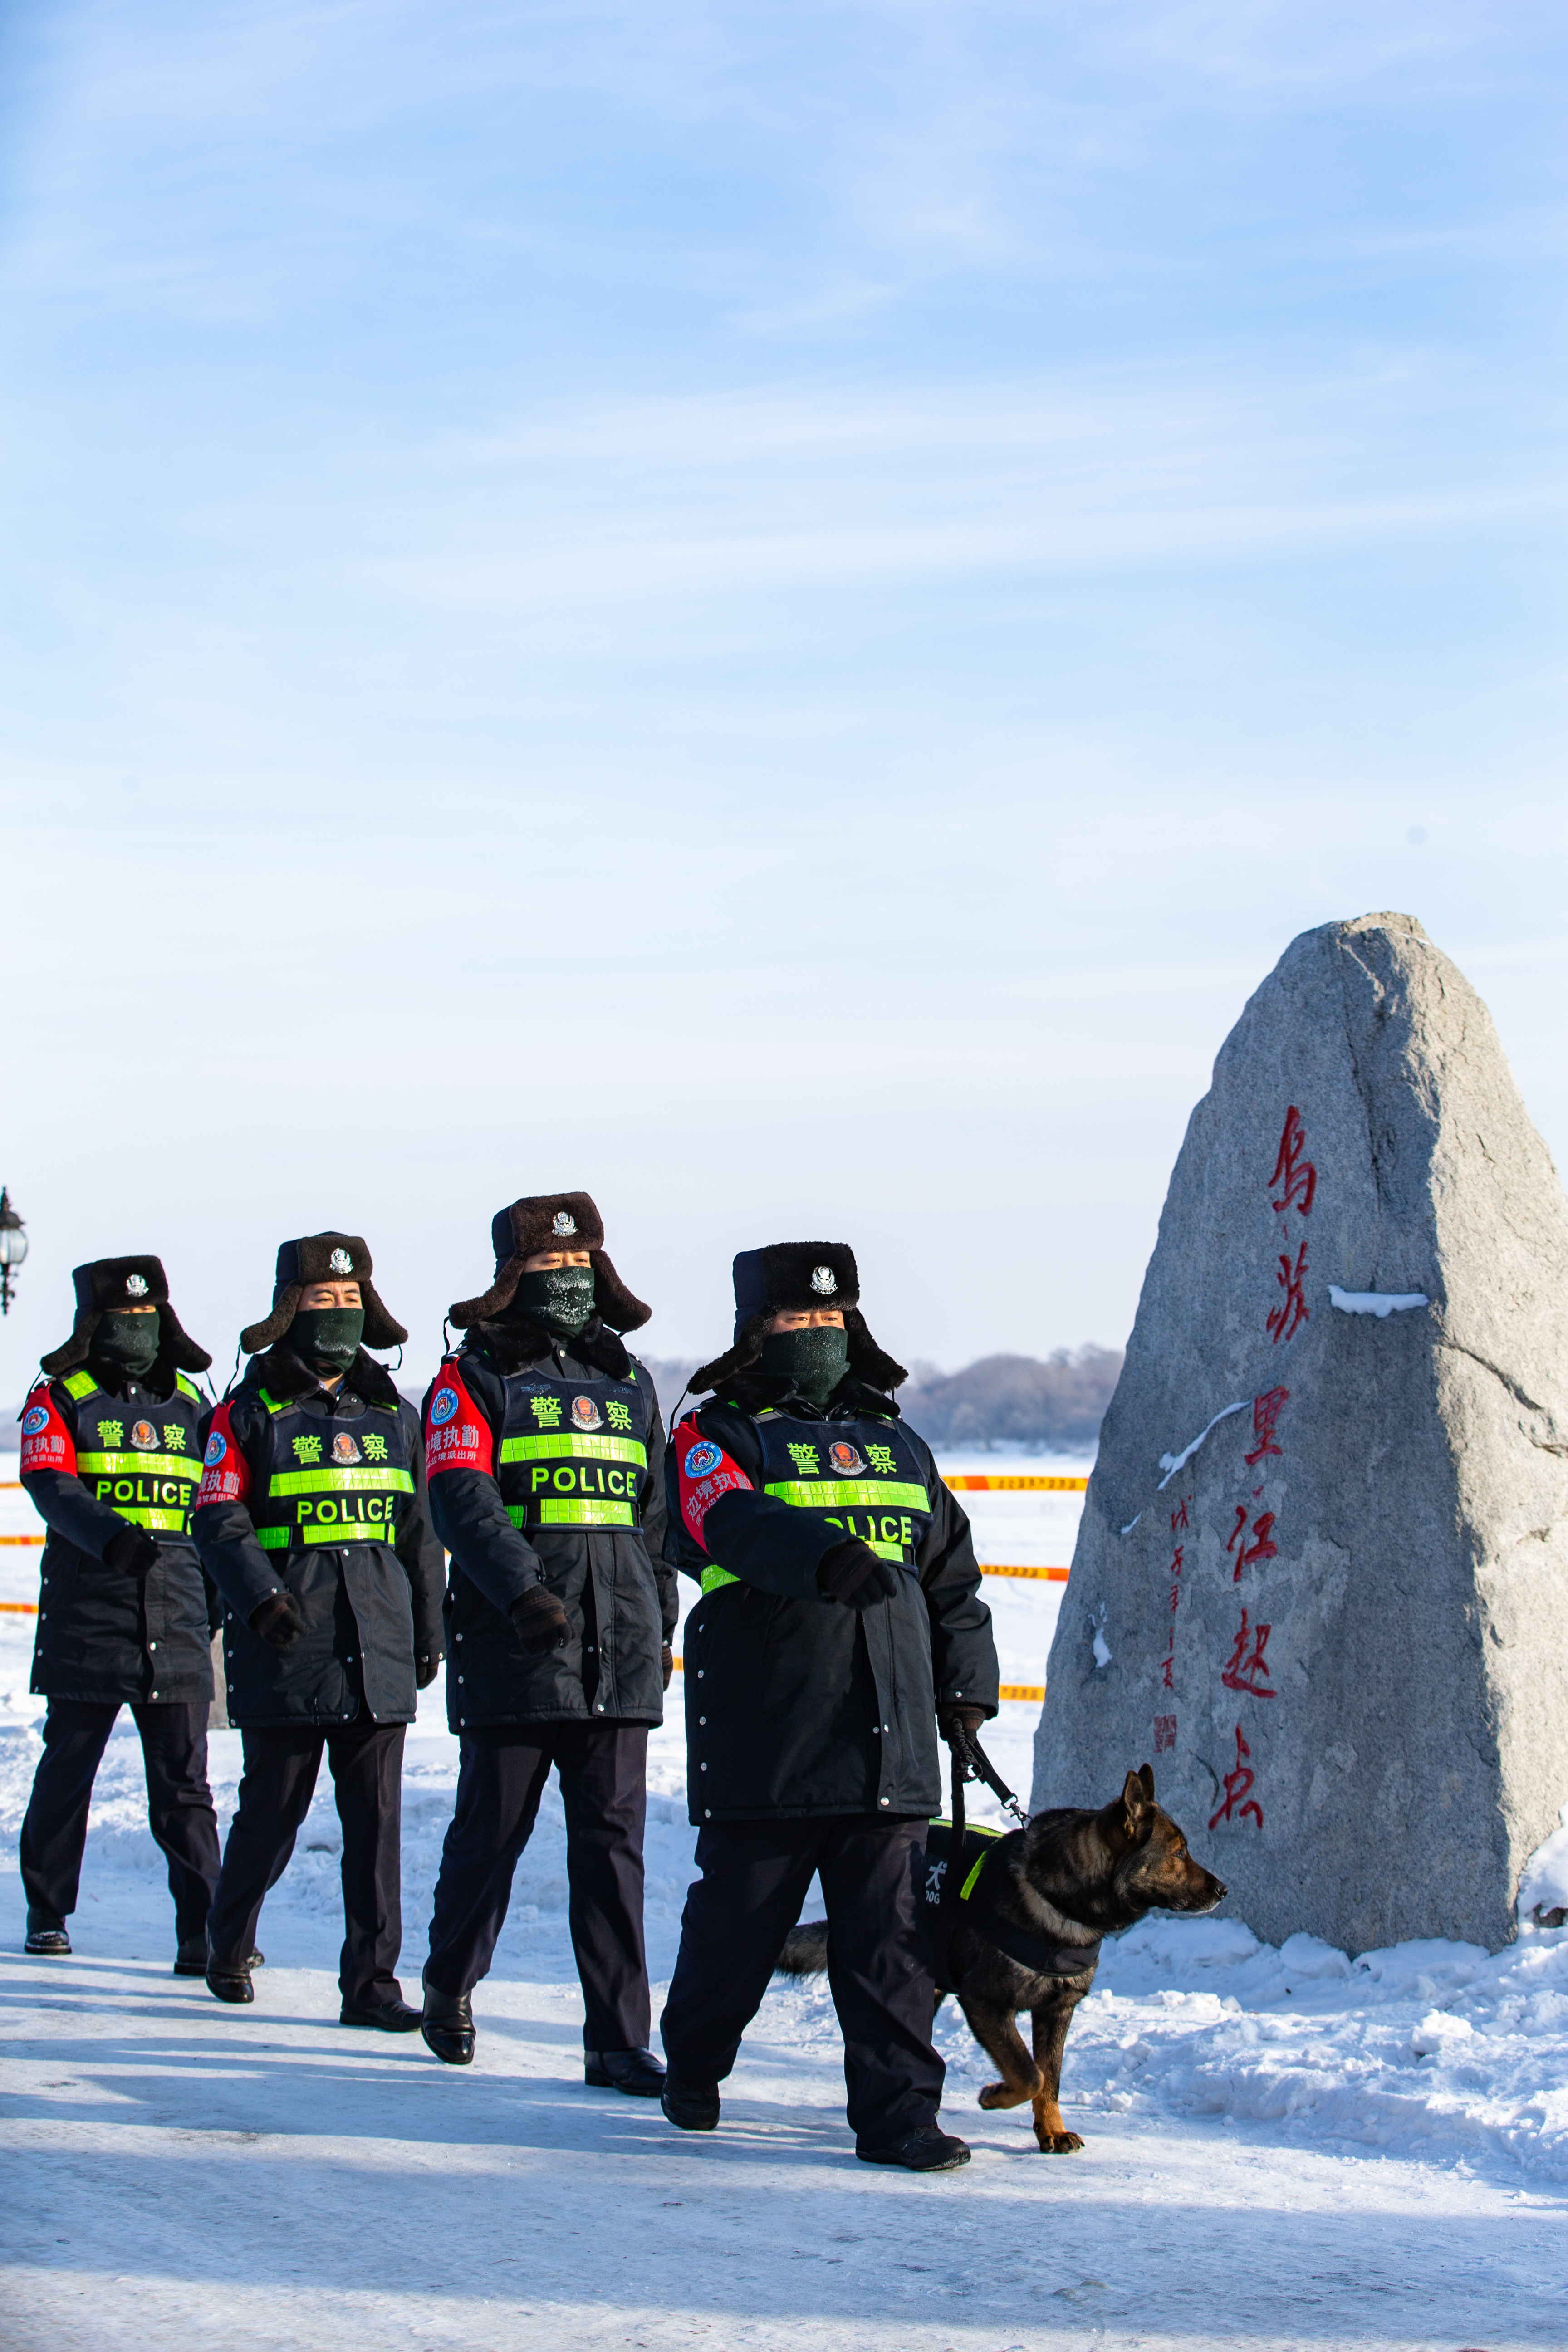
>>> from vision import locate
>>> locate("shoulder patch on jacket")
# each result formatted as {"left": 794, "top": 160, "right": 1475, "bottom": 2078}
{"left": 20, "top": 1379, "right": 75, "bottom": 1477}
{"left": 196, "top": 1400, "right": 251, "bottom": 1508}
{"left": 424, "top": 1359, "right": 494, "bottom": 1479}
{"left": 674, "top": 1415, "right": 752, "bottom": 1551}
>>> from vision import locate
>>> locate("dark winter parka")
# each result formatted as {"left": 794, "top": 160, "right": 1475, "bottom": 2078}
{"left": 423, "top": 1313, "right": 673, "bottom": 1729}
{"left": 20, "top": 1362, "right": 214, "bottom": 1706}
{"left": 191, "top": 1345, "right": 445, "bottom": 1729}
{"left": 667, "top": 1371, "right": 999, "bottom": 1824}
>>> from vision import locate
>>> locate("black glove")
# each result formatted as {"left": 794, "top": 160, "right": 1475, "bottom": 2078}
{"left": 249, "top": 1591, "right": 306, "bottom": 1649}
{"left": 415, "top": 1653, "right": 441, "bottom": 1690}
{"left": 509, "top": 1583, "right": 572, "bottom": 1654}
{"left": 938, "top": 1703, "right": 987, "bottom": 1747}
{"left": 816, "top": 1538, "right": 901, "bottom": 1609}
{"left": 661, "top": 1642, "right": 674, "bottom": 1692}
{"left": 104, "top": 1525, "right": 159, "bottom": 1579}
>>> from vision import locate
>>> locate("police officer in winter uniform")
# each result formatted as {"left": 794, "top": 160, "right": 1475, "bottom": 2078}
{"left": 192, "top": 1234, "right": 445, "bottom": 2025}
{"left": 419, "top": 1193, "right": 673, "bottom": 2092}
{"left": 658, "top": 1242, "right": 999, "bottom": 2171}
{"left": 17, "top": 1257, "right": 221, "bottom": 1966}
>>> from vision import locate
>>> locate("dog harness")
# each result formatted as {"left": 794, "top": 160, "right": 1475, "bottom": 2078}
{"left": 924, "top": 1818, "right": 1103, "bottom": 1994}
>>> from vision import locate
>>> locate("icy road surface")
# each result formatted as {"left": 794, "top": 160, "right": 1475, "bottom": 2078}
{"left": 3, "top": 1462, "right": 1568, "bottom": 2349}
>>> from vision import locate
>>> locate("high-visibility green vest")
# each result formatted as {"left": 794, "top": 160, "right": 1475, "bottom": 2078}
{"left": 246, "top": 1384, "right": 414, "bottom": 1553}
{"left": 700, "top": 1406, "right": 933, "bottom": 1596}
{"left": 63, "top": 1367, "right": 205, "bottom": 1537}
{"left": 494, "top": 1362, "right": 652, "bottom": 1533}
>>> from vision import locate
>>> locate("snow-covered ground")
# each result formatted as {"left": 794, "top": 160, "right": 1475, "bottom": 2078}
{"left": 4, "top": 1464, "right": 1568, "bottom": 2349}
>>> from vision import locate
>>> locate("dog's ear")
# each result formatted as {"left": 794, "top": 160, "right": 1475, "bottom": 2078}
{"left": 1138, "top": 1763, "right": 1155, "bottom": 1802}
{"left": 1100, "top": 1769, "right": 1156, "bottom": 1853}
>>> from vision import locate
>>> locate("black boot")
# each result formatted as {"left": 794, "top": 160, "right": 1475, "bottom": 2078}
{"left": 24, "top": 1909, "right": 70, "bottom": 1958}
{"left": 342, "top": 1999, "right": 423, "bottom": 2032}
{"left": 421, "top": 1981, "right": 475, "bottom": 2066}
{"left": 660, "top": 2071, "right": 720, "bottom": 2131}
{"left": 205, "top": 1933, "right": 255, "bottom": 2005}
{"left": 857, "top": 2125, "right": 971, "bottom": 2172}
{"left": 176, "top": 1937, "right": 264, "bottom": 1977}
{"left": 585, "top": 2047, "right": 666, "bottom": 2097}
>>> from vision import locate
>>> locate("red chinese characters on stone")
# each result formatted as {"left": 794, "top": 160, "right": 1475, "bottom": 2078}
{"left": 1156, "top": 1496, "right": 1191, "bottom": 1697}
{"left": 1267, "top": 1242, "right": 1310, "bottom": 1345}
{"left": 1226, "top": 1505, "right": 1278, "bottom": 1582}
{"left": 1154, "top": 1714, "right": 1177, "bottom": 1753}
{"left": 1220, "top": 1608, "right": 1276, "bottom": 1699}
{"left": 1245, "top": 1386, "right": 1289, "bottom": 1467}
{"left": 1269, "top": 1105, "right": 1317, "bottom": 1218}
{"left": 1209, "top": 1724, "right": 1264, "bottom": 1831}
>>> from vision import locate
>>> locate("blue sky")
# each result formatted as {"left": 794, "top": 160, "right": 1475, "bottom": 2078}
{"left": 0, "top": 0, "right": 1564, "bottom": 1388}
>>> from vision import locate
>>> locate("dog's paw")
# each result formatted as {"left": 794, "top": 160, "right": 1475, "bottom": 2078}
{"left": 977, "top": 2078, "right": 1036, "bottom": 2110}
{"left": 1033, "top": 2129, "right": 1086, "bottom": 2153}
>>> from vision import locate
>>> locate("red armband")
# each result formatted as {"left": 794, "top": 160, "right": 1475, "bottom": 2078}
{"left": 196, "top": 1401, "right": 251, "bottom": 1507}
{"left": 19, "top": 1382, "right": 75, "bottom": 1478}
{"left": 425, "top": 1362, "right": 494, "bottom": 1478}
{"left": 674, "top": 1416, "right": 753, "bottom": 1552}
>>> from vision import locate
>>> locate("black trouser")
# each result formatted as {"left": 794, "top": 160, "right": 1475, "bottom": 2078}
{"left": 19, "top": 1698, "right": 220, "bottom": 1944}
{"left": 659, "top": 1814, "right": 944, "bottom": 2149}
{"left": 206, "top": 1720, "right": 407, "bottom": 2009}
{"left": 425, "top": 1721, "right": 651, "bottom": 2053}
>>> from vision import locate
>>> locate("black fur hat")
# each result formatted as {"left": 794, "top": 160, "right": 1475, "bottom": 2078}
{"left": 691, "top": 1240, "right": 906, "bottom": 1396}
{"left": 448, "top": 1192, "right": 650, "bottom": 1334}
{"left": 40, "top": 1256, "right": 212, "bottom": 1378}
{"left": 240, "top": 1233, "right": 408, "bottom": 1356}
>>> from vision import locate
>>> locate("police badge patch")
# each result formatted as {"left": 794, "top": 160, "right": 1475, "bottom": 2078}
{"left": 429, "top": 1387, "right": 459, "bottom": 1427}
{"left": 828, "top": 1441, "right": 864, "bottom": 1475}
{"left": 684, "top": 1441, "right": 722, "bottom": 1479}
{"left": 204, "top": 1432, "right": 228, "bottom": 1466}
{"left": 331, "top": 1432, "right": 362, "bottom": 1464}
{"left": 810, "top": 1265, "right": 838, "bottom": 1295}
{"left": 328, "top": 1247, "right": 353, "bottom": 1275}
{"left": 552, "top": 1210, "right": 578, "bottom": 1237}
{"left": 125, "top": 1273, "right": 150, "bottom": 1297}
{"left": 130, "top": 1419, "right": 159, "bottom": 1451}
{"left": 571, "top": 1395, "right": 603, "bottom": 1432}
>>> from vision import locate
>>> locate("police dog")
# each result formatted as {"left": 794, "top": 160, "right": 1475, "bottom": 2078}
{"left": 778, "top": 1765, "right": 1225, "bottom": 2153}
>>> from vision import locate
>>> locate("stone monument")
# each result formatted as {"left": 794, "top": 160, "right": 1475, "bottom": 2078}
{"left": 1033, "top": 912, "right": 1568, "bottom": 1954}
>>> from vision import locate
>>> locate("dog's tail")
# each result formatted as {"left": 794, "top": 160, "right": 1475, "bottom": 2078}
{"left": 775, "top": 1918, "right": 829, "bottom": 1978}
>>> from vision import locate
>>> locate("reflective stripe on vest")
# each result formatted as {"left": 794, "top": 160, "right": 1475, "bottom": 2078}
{"left": 256, "top": 1521, "right": 393, "bottom": 1549}
{"left": 267, "top": 1467, "right": 416, "bottom": 1498}
{"left": 507, "top": 1499, "right": 636, "bottom": 1530}
{"left": 498, "top": 1432, "right": 647, "bottom": 1469}
{"left": 79, "top": 1450, "right": 201, "bottom": 1481}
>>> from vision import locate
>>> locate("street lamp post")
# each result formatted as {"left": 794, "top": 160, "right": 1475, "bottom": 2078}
{"left": 0, "top": 1188, "right": 28, "bottom": 1315}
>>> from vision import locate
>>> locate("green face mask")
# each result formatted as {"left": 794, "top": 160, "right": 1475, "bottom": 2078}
{"left": 758, "top": 1324, "right": 850, "bottom": 1404}
{"left": 290, "top": 1307, "right": 365, "bottom": 1376}
{"left": 514, "top": 1266, "right": 596, "bottom": 1340}
{"left": 93, "top": 1310, "right": 162, "bottom": 1379}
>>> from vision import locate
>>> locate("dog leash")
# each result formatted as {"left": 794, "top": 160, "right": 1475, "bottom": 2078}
{"left": 951, "top": 1722, "right": 1031, "bottom": 1828}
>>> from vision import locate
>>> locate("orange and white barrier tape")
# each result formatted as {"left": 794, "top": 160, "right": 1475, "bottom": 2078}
{"left": 944, "top": 1475, "right": 1087, "bottom": 1492}
{"left": 0, "top": 1534, "right": 43, "bottom": 1547}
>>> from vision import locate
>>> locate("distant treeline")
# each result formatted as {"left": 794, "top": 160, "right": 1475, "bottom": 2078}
{"left": 898, "top": 1348, "right": 1122, "bottom": 1452}
{"left": 641, "top": 1345, "right": 1122, "bottom": 1455}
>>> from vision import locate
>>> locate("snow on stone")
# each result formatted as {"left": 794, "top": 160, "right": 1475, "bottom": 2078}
{"left": 1154, "top": 1398, "right": 1249, "bottom": 1488}
{"left": 1328, "top": 1284, "right": 1430, "bottom": 1316}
